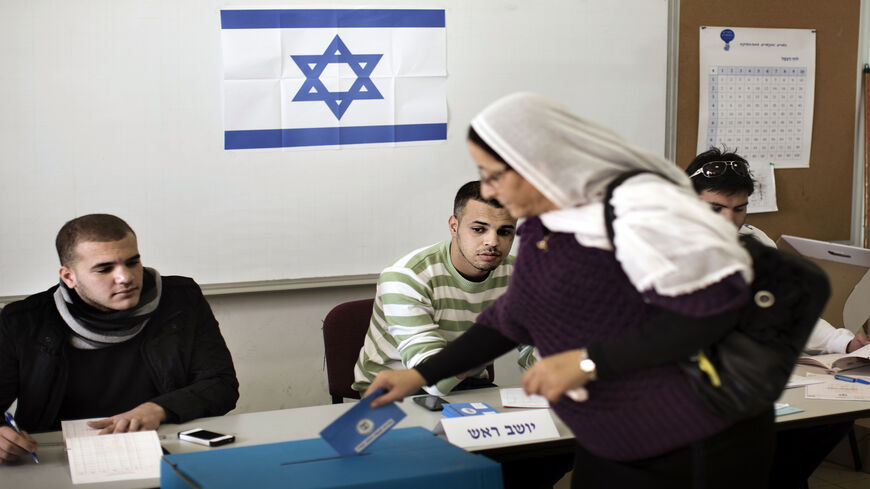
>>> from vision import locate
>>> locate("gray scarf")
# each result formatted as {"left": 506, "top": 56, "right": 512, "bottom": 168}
{"left": 53, "top": 267, "right": 162, "bottom": 350}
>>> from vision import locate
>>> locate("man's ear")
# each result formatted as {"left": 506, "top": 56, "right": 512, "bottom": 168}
{"left": 59, "top": 266, "right": 76, "bottom": 289}
{"left": 448, "top": 215, "right": 459, "bottom": 237}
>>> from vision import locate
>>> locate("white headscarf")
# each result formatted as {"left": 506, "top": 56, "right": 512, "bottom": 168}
{"left": 471, "top": 92, "right": 752, "bottom": 297}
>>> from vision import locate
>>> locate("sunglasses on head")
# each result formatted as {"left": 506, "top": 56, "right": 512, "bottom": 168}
{"left": 688, "top": 160, "right": 750, "bottom": 179}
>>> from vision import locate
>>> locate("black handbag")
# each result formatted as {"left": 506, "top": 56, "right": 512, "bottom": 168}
{"left": 604, "top": 170, "right": 831, "bottom": 421}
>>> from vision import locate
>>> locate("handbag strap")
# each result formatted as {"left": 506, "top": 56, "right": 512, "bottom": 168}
{"left": 602, "top": 170, "right": 724, "bottom": 388}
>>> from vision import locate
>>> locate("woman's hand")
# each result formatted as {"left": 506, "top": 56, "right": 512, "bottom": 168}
{"left": 522, "top": 349, "right": 591, "bottom": 402}
{"left": 365, "top": 369, "right": 427, "bottom": 408}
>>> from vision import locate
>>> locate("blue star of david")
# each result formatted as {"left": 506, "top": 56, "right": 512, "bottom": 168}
{"left": 291, "top": 35, "right": 383, "bottom": 120}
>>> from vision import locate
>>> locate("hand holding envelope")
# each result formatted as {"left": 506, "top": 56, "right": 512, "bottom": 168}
{"left": 320, "top": 388, "right": 407, "bottom": 456}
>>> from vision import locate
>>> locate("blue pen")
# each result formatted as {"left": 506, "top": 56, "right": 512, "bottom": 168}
{"left": 3, "top": 412, "right": 39, "bottom": 463}
{"left": 834, "top": 374, "right": 870, "bottom": 385}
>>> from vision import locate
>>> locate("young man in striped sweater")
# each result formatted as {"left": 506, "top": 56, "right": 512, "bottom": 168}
{"left": 353, "top": 181, "right": 534, "bottom": 396}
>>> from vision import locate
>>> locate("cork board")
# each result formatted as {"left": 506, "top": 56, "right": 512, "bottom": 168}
{"left": 676, "top": 0, "right": 861, "bottom": 242}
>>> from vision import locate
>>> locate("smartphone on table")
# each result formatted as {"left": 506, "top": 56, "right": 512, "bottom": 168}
{"left": 412, "top": 395, "right": 447, "bottom": 411}
{"left": 178, "top": 428, "right": 235, "bottom": 447}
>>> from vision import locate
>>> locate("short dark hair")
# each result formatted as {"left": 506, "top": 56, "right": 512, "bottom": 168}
{"left": 467, "top": 126, "right": 511, "bottom": 168}
{"left": 56, "top": 214, "right": 136, "bottom": 266}
{"left": 454, "top": 181, "right": 504, "bottom": 218}
{"left": 685, "top": 147, "right": 755, "bottom": 196}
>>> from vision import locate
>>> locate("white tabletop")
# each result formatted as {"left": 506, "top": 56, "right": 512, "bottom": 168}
{"left": 776, "top": 365, "right": 870, "bottom": 428}
{"left": 7, "top": 375, "right": 869, "bottom": 489}
{"left": 1, "top": 387, "right": 572, "bottom": 489}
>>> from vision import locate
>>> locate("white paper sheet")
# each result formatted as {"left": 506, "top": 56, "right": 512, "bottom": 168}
{"left": 697, "top": 27, "right": 816, "bottom": 169}
{"left": 499, "top": 388, "right": 549, "bottom": 408}
{"left": 785, "top": 373, "right": 826, "bottom": 389}
{"left": 747, "top": 160, "right": 777, "bottom": 213}
{"left": 66, "top": 430, "right": 162, "bottom": 485}
{"left": 61, "top": 418, "right": 102, "bottom": 440}
{"left": 804, "top": 372, "right": 870, "bottom": 401}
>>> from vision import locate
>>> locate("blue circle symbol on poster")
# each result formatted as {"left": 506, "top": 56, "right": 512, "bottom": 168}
{"left": 720, "top": 29, "right": 735, "bottom": 51}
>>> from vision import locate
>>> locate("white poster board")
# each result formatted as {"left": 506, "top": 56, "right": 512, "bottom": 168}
{"left": 697, "top": 27, "right": 816, "bottom": 169}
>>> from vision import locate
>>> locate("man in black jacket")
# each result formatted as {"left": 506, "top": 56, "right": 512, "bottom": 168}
{"left": 0, "top": 214, "right": 238, "bottom": 463}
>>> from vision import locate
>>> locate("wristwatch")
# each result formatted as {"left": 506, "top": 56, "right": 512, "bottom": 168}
{"left": 578, "top": 348, "right": 597, "bottom": 381}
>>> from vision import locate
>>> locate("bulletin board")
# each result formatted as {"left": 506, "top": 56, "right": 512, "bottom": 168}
{"left": 676, "top": 0, "right": 861, "bottom": 242}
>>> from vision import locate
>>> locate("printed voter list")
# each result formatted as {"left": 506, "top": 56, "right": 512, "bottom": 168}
{"left": 221, "top": 8, "right": 447, "bottom": 150}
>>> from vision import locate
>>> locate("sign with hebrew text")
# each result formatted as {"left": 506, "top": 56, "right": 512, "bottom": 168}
{"left": 438, "top": 409, "right": 559, "bottom": 449}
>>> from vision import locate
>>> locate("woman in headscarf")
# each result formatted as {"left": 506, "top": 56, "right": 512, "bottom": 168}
{"left": 367, "top": 93, "right": 774, "bottom": 488}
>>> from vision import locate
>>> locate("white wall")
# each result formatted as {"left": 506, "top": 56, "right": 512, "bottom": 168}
{"left": 0, "top": 0, "right": 669, "bottom": 298}
{"left": 208, "top": 285, "right": 525, "bottom": 414}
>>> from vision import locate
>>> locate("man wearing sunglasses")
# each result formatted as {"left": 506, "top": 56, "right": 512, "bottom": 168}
{"left": 686, "top": 152, "right": 776, "bottom": 247}
{"left": 687, "top": 148, "right": 866, "bottom": 489}
{"left": 687, "top": 148, "right": 869, "bottom": 354}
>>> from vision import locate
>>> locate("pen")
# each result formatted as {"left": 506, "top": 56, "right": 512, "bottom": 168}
{"left": 3, "top": 412, "right": 39, "bottom": 463}
{"left": 834, "top": 375, "right": 870, "bottom": 385}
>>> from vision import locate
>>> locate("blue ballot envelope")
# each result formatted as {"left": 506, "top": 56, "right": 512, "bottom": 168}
{"left": 319, "top": 387, "right": 406, "bottom": 456}
{"left": 441, "top": 402, "right": 499, "bottom": 418}
{"left": 161, "top": 427, "right": 503, "bottom": 489}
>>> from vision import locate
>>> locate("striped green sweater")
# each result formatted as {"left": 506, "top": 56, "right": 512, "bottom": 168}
{"left": 352, "top": 239, "right": 534, "bottom": 396}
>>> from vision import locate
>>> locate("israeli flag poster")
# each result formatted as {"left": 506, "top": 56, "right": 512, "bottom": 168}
{"left": 221, "top": 8, "right": 447, "bottom": 150}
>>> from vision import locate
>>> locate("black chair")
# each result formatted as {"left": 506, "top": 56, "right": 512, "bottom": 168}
{"left": 322, "top": 298, "right": 374, "bottom": 404}
{"left": 322, "top": 298, "right": 495, "bottom": 403}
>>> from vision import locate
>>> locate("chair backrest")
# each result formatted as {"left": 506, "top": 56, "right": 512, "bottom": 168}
{"left": 322, "top": 298, "right": 374, "bottom": 403}
{"left": 322, "top": 298, "right": 497, "bottom": 404}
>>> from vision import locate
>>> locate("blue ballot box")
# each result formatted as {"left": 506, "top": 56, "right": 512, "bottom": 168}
{"left": 161, "top": 427, "right": 503, "bottom": 489}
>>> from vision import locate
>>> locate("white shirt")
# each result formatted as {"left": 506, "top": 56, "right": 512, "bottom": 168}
{"left": 738, "top": 224, "right": 777, "bottom": 248}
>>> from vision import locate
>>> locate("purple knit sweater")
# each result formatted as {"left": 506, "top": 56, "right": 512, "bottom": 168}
{"left": 476, "top": 217, "right": 748, "bottom": 461}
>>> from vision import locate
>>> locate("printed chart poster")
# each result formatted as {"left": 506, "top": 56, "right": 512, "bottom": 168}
{"left": 221, "top": 8, "right": 447, "bottom": 150}
{"left": 697, "top": 27, "right": 816, "bottom": 168}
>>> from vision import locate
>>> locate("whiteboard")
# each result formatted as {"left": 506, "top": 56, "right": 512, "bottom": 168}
{"left": 0, "top": 0, "right": 668, "bottom": 297}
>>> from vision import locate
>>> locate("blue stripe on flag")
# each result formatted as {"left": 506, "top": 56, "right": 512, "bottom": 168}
{"left": 224, "top": 124, "right": 447, "bottom": 150}
{"left": 220, "top": 9, "right": 445, "bottom": 29}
